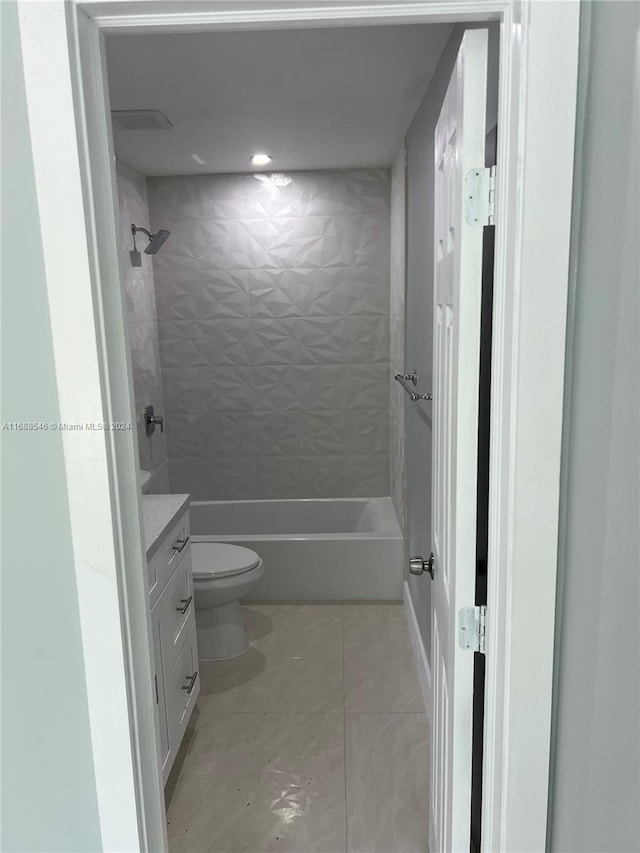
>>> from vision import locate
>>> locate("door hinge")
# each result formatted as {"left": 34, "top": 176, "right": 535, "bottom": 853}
{"left": 464, "top": 166, "right": 496, "bottom": 227}
{"left": 154, "top": 674, "right": 159, "bottom": 704}
{"left": 458, "top": 605, "right": 486, "bottom": 654}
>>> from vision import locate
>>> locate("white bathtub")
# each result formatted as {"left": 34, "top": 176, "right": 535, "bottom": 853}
{"left": 190, "top": 497, "right": 404, "bottom": 601}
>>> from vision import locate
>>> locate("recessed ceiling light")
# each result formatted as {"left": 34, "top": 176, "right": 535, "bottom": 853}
{"left": 250, "top": 153, "right": 272, "bottom": 166}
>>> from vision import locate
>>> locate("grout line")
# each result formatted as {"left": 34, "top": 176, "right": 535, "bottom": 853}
{"left": 192, "top": 709, "right": 346, "bottom": 715}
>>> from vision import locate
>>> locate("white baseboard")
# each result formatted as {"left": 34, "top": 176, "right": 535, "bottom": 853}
{"left": 403, "top": 581, "right": 432, "bottom": 723}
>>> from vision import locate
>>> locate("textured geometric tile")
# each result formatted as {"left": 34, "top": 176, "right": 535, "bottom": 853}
{"left": 293, "top": 409, "right": 388, "bottom": 458}
{"left": 157, "top": 322, "right": 207, "bottom": 369}
{"left": 291, "top": 169, "right": 390, "bottom": 218}
{"left": 164, "top": 448, "right": 389, "bottom": 500}
{"left": 250, "top": 364, "right": 347, "bottom": 412}
{"left": 247, "top": 267, "right": 390, "bottom": 319}
{"left": 296, "top": 410, "right": 348, "bottom": 456}
{"left": 341, "top": 363, "right": 391, "bottom": 410}
{"left": 333, "top": 454, "right": 389, "bottom": 497}
{"left": 165, "top": 412, "right": 255, "bottom": 459}
{"left": 254, "top": 454, "right": 389, "bottom": 500}
{"left": 297, "top": 267, "right": 390, "bottom": 318}
{"left": 154, "top": 270, "right": 250, "bottom": 321}
{"left": 162, "top": 366, "right": 253, "bottom": 413}
{"left": 168, "top": 456, "right": 258, "bottom": 501}
{"left": 147, "top": 169, "right": 392, "bottom": 499}
{"left": 342, "top": 409, "right": 390, "bottom": 456}
{"left": 250, "top": 318, "right": 302, "bottom": 365}
{"left": 296, "top": 316, "right": 390, "bottom": 364}
{"left": 247, "top": 270, "right": 304, "bottom": 319}
{"left": 250, "top": 411, "right": 304, "bottom": 457}
{"left": 252, "top": 457, "right": 303, "bottom": 499}
{"left": 159, "top": 319, "right": 255, "bottom": 368}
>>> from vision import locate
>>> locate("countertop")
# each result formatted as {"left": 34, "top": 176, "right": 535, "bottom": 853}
{"left": 141, "top": 493, "right": 190, "bottom": 560}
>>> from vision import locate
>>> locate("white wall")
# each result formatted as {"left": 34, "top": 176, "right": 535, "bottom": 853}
{"left": 548, "top": 2, "right": 640, "bottom": 850}
{"left": 0, "top": 2, "right": 102, "bottom": 848}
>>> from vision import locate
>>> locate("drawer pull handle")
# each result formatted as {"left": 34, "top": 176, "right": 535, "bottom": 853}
{"left": 176, "top": 595, "right": 193, "bottom": 614}
{"left": 172, "top": 535, "right": 190, "bottom": 554}
{"left": 181, "top": 671, "right": 198, "bottom": 694}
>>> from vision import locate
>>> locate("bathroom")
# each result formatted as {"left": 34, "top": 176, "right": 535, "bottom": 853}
{"left": 106, "top": 21, "right": 483, "bottom": 852}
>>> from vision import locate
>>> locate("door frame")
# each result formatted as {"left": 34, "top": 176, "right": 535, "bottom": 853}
{"left": 16, "top": 1, "right": 580, "bottom": 850}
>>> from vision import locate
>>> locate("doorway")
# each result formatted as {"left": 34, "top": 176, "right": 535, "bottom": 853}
{"left": 107, "top": 21, "right": 448, "bottom": 852}
{"left": 16, "top": 2, "right": 579, "bottom": 849}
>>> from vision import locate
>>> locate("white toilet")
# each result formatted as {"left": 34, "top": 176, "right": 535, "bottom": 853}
{"left": 192, "top": 542, "right": 265, "bottom": 660}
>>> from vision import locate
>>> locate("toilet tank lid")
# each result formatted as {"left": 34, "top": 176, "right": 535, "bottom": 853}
{"left": 191, "top": 543, "right": 261, "bottom": 578}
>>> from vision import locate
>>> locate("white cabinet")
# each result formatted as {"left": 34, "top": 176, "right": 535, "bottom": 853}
{"left": 151, "top": 617, "right": 170, "bottom": 771}
{"left": 166, "top": 621, "right": 199, "bottom": 747}
{"left": 158, "top": 548, "right": 194, "bottom": 664}
{"left": 147, "top": 508, "right": 199, "bottom": 783}
{"left": 147, "top": 512, "right": 191, "bottom": 608}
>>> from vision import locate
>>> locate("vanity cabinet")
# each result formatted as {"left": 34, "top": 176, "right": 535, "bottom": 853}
{"left": 147, "top": 507, "right": 199, "bottom": 783}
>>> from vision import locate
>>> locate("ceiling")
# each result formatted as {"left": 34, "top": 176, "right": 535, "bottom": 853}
{"left": 105, "top": 24, "right": 452, "bottom": 176}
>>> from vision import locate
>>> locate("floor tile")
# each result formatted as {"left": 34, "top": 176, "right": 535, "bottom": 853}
{"left": 166, "top": 602, "right": 430, "bottom": 852}
{"left": 345, "top": 713, "right": 429, "bottom": 853}
{"left": 343, "top": 604, "right": 406, "bottom": 624}
{"left": 343, "top": 605, "right": 424, "bottom": 713}
{"left": 247, "top": 603, "right": 344, "bottom": 620}
{"left": 198, "top": 606, "right": 344, "bottom": 713}
{"left": 167, "top": 711, "right": 346, "bottom": 853}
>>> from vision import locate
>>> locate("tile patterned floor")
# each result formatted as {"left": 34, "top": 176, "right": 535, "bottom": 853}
{"left": 166, "top": 604, "right": 429, "bottom": 853}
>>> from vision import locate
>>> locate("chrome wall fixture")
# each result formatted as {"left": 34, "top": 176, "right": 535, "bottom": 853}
{"left": 143, "top": 403, "right": 164, "bottom": 436}
{"left": 130, "top": 223, "right": 171, "bottom": 267}
{"left": 394, "top": 370, "right": 433, "bottom": 402}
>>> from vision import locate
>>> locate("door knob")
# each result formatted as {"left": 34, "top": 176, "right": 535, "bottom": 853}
{"left": 409, "top": 553, "right": 435, "bottom": 579}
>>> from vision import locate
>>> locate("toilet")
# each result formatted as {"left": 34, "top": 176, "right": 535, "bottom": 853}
{"left": 191, "top": 542, "right": 265, "bottom": 660}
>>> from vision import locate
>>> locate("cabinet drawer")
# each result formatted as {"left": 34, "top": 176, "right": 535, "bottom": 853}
{"left": 151, "top": 614, "right": 170, "bottom": 774}
{"left": 147, "top": 511, "right": 190, "bottom": 606}
{"left": 159, "top": 548, "right": 195, "bottom": 668}
{"left": 166, "top": 621, "right": 199, "bottom": 745}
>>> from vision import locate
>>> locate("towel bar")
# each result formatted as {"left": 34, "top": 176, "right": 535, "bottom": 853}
{"left": 394, "top": 371, "right": 433, "bottom": 402}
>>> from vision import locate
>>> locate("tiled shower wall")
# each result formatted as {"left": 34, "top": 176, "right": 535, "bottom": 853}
{"left": 390, "top": 146, "right": 407, "bottom": 532}
{"left": 116, "top": 162, "right": 169, "bottom": 492}
{"left": 147, "top": 170, "right": 391, "bottom": 500}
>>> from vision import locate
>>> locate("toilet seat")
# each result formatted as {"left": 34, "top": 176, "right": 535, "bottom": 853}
{"left": 192, "top": 543, "right": 261, "bottom": 580}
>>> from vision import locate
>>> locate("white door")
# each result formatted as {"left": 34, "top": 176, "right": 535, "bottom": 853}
{"left": 430, "top": 29, "right": 489, "bottom": 853}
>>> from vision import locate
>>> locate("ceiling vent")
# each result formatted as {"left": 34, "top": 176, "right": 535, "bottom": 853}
{"left": 111, "top": 110, "right": 173, "bottom": 131}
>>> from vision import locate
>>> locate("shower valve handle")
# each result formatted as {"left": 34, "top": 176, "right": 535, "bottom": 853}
{"left": 149, "top": 414, "right": 164, "bottom": 432}
{"left": 143, "top": 404, "right": 164, "bottom": 436}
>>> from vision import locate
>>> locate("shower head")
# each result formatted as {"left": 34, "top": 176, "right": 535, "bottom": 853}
{"left": 145, "top": 229, "right": 170, "bottom": 254}
{"left": 130, "top": 224, "right": 171, "bottom": 259}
